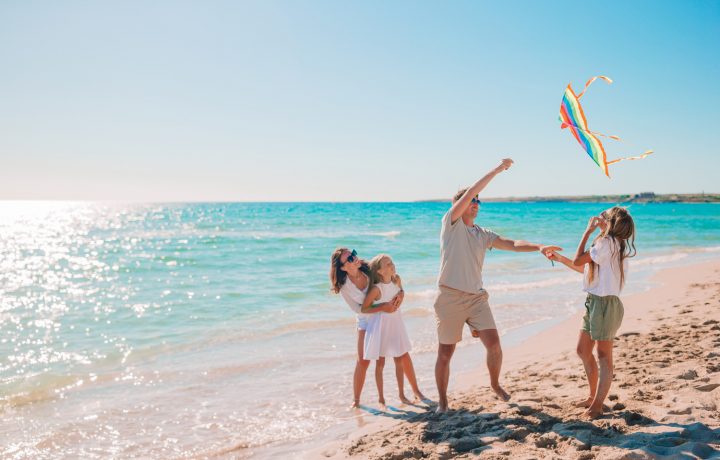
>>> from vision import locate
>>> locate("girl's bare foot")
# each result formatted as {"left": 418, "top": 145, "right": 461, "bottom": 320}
{"left": 574, "top": 397, "right": 594, "bottom": 408}
{"left": 413, "top": 391, "right": 428, "bottom": 402}
{"left": 582, "top": 406, "right": 603, "bottom": 419}
{"left": 491, "top": 384, "right": 511, "bottom": 402}
{"left": 399, "top": 395, "right": 412, "bottom": 405}
{"left": 378, "top": 398, "right": 386, "bottom": 409}
{"left": 350, "top": 399, "right": 360, "bottom": 409}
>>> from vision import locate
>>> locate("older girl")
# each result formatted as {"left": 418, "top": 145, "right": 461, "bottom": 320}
{"left": 547, "top": 206, "right": 636, "bottom": 418}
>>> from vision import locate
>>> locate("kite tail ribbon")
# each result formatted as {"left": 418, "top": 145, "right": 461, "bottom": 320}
{"left": 606, "top": 150, "right": 654, "bottom": 165}
{"left": 576, "top": 75, "right": 613, "bottom": 99}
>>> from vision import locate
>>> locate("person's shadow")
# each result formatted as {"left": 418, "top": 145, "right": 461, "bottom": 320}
{"left": 362, "top": 402, "right": 720, "bottom": 457}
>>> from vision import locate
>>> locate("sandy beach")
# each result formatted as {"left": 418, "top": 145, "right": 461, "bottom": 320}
{"left": 311, "top": 258, "right": 720, "bottom": 459}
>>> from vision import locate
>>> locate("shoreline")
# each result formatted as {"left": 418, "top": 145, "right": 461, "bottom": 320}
{"left": 305, "top": 258, "right": 720, "bottom": 459}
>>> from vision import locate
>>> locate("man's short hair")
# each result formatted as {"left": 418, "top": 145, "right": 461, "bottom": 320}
{"left": 453, "top": 187, "right": 469, "bottom": 203}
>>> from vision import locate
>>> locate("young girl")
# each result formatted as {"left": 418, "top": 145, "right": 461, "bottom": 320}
{"left": 362, "top": 254, "right": 427, "bottom": 406}
{"left": 546, "top": 206, "right": 636, "bottom": 419}
{"left": 330, "top": 248, "right": 401, "bottom": 408}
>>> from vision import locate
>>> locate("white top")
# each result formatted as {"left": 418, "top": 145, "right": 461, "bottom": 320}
{"left": 340, "top": 276, "right": 370, "bottom": 324}
{"left": 375, "top": 280, "right": 401, "bottom": 303}
{"left": 583, "top": 236, "right": 629, "bottom": 297}
{"left": 437, "top": 210, "right": 498, "bottom": 293}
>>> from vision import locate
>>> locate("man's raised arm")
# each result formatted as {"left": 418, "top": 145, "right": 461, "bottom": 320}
{"left": 449, "top": 158, "right": 514, "bottom": 223}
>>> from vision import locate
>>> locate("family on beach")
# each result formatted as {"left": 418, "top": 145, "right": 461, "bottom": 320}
{"left": 330, "top": 159, "right": 636, "bottom": 419}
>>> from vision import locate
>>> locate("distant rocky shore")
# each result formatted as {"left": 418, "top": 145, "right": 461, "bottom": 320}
{"left": 420, "top": 192, "right": 720, "bottom": 204}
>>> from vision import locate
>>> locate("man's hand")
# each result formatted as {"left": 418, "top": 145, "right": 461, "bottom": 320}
{"left": 540, "top": 245, "right": 562, "bottom": 256}
{"left": 494, "top": 158, "right": 514, "bottom": 174}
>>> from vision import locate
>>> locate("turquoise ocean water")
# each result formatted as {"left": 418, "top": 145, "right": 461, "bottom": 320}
{"left": 1, "top": 201, "right": 718, "bottom": 458}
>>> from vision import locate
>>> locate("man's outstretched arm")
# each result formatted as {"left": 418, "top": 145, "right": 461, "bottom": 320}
{"left": 492, "top": 236, "right": 561, "bottom": 256}
{"left": 449, "top": 158, "right": 514, "bottom": 224}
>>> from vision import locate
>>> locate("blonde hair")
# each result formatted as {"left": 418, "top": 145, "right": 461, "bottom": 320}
{"left": 367, "top": 254, "right": 400, "bottom": 293}
{"left": 587, "top": 206, "right": 637, "bottom": 288}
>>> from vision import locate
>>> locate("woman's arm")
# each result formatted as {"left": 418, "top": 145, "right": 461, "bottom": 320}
{"left": 391, "top": 275, "right": 405, "bottom": 308}
{"left": 361, "top": 286, "right": 396, "bottom": 313}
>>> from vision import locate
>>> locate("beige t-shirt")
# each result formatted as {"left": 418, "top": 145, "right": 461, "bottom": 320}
{"left": 437, "top": 210, "right": 499, "bottom": 293}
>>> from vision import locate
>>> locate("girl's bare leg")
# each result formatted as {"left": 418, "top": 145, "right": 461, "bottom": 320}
{"left": 393, "top": 356, "right": 411, "bottom": 404}
{"left": 575, "top": 331, "right": 598, "bottom": 408}
{"left": 351, "top": 330, "right": 371, "bottom": 408}
{"left": 584, "top": 340, "right": 613, "bottom": 419}
{"left": 375, "top": 357, "right": 386, "bottom": 407}
{"left": 400, "top": 353, "right": 427, "bottom": 401}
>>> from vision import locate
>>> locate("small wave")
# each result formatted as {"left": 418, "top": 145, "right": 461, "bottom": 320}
{"left": 703, "top": 245, "right": 720, "bottom": 253}
{"left": 367, "top": 230, "right": 401, "bottom": 238}
{"left": 634, "top": 252, "right": 688, "bottom": 266}
{"left": 405, "top": 288, "right": 438, "bottom": 302}
{"left": 490, "top": 275, "right": 579, "bottom": 292}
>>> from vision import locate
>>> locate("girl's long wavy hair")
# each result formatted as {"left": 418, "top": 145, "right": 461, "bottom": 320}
{"left": 367, "top": 254, "right": 400, "bottom": 293}
{"left": 587, "top": 206, "right": 637, "bottom": 288}
{"left": 330, "top": 247, "right": 369, "bottom": 294}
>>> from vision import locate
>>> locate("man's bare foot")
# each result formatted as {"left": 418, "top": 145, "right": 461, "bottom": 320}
{"left": 491, "top": 385, "right": 511, "bottom": 402}
{"left": 378, "top": 398, "right": 386, "bottom": 409}
{"left": 399, "top": 395, "right": 412, "bottom": 405}
{"left": 582, "top": 406, "right": 603, "bottom": 419}
{"left": 574, "top": 397, "right": 594, "bottom": 408}
{"left": 435, "top": 404, "right": 448, "bottom": 414}
{"left": 350, "top": 399, "right": 360, "bottom": 409}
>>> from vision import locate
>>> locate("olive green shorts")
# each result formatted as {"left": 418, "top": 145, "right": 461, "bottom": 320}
{"left": 581, "top": 293, "right": 624, "bottom": 341}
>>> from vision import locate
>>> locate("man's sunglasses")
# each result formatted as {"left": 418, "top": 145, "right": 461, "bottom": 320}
{"left": 344, "top": 249, "right": 358, "bottom": 264}
{"left": 471, "top": 198, "right": 482, "bottom": 205}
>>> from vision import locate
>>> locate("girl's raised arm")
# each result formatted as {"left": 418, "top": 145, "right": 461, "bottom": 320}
{"left": 573, "top": 217, "right": 601, "bottom": 266}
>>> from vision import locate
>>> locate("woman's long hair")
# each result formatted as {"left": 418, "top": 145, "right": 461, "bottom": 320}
{"left": 330, "top": 247, "right": 369, "bottom": 294}
{"left": 587, "top": 206, "right": 637, "bottom": 288}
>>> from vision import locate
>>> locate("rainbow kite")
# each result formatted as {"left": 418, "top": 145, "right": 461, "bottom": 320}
{"left": 559, "top": 76, "right": 653, "bottom": 177}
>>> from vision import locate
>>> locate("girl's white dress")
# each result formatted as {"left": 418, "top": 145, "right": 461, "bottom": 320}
{"left": 363, "top": 281, "right": 412, "bottom": 360}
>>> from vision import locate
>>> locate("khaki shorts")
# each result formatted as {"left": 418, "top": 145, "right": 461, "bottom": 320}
{"left": 582, "top": 293, "right": 624, "bottom": 341}
{"left": 433, "top": 286, "right": 496, "bottom": 344}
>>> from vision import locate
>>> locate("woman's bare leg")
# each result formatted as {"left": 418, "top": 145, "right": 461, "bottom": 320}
{"left": 351, "top": 329, "right": 371, "bottom": 408}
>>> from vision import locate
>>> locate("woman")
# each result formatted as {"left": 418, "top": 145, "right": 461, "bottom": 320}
{"left": 330, "top": 247, "right": 402, "bottom": 408}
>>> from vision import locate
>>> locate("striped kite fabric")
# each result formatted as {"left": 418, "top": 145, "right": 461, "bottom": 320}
{"left": 559, "top": 76, "right": 652, "bottom": 178}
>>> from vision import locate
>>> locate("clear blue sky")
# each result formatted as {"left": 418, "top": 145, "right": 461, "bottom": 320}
{"left": 1, "top": 1, "right": 718, "bottom": 201}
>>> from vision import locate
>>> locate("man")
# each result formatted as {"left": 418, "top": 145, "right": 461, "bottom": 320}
{"left": 434, "top": 158, "right": 561, "bottom": 412}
